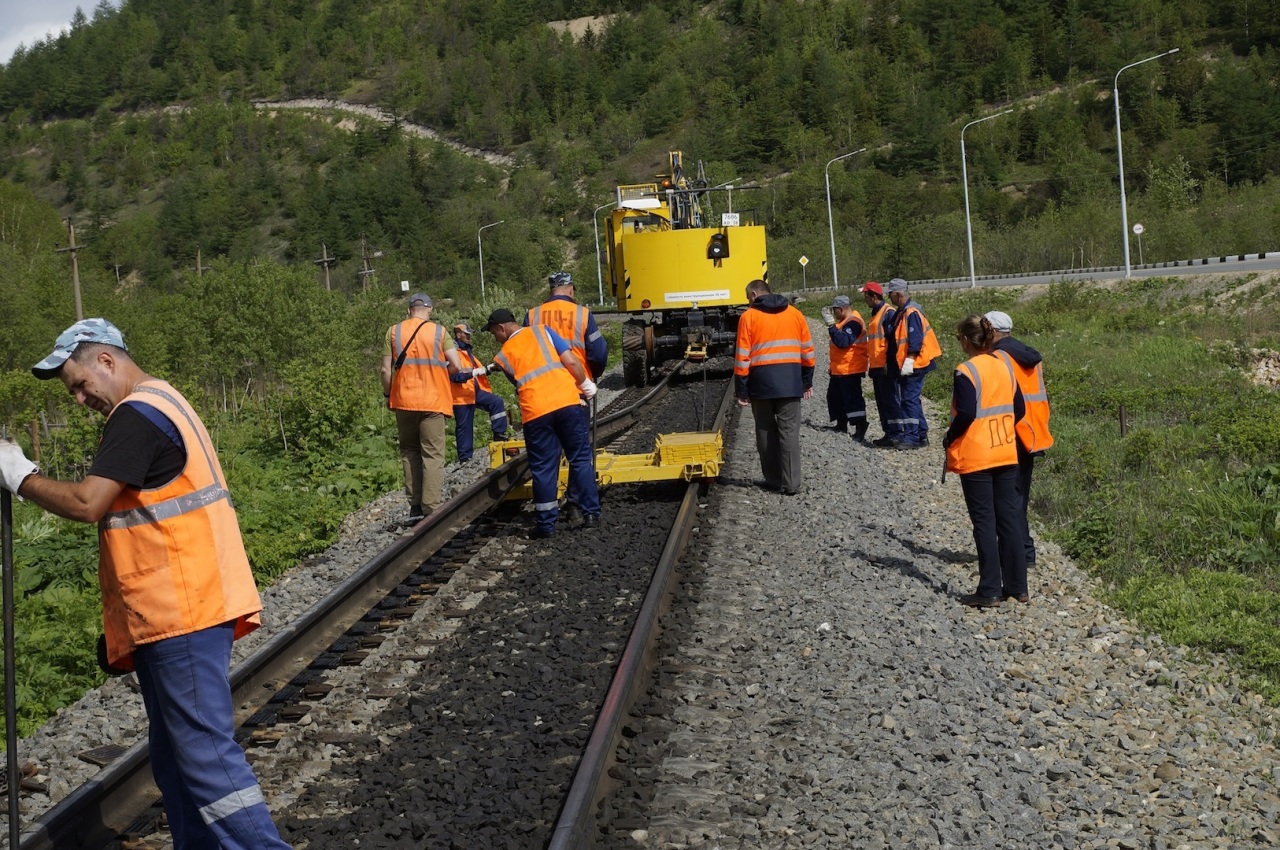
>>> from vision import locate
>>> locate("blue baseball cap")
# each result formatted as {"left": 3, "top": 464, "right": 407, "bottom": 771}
{"left": 32, "top": 318, "right": 128, "bottom": 379}
{"left": 409, "top": 293, "right": 433, "bottom": 307}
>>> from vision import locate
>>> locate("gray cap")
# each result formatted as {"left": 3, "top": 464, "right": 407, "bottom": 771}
{"left": 32, "top": 318, "right": 128, "bottom": 379}
{"left": 409, "top": 293, "right": 433, "bottom": 307}
{"left": 548, "top": 271, "right": 572, "bottom": 289}
{"left": 831, "top": 295, "right": 851, "bottom": 308}
{"left": 885, "top": 278, "right": 908, "bottom": 294}
{"left": 984, "top": 311, "right": 1013, "bottom": 333}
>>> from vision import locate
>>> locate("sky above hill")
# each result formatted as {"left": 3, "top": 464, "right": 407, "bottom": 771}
{"left": 0, "top": 0, "right": 113, "bottom": 67}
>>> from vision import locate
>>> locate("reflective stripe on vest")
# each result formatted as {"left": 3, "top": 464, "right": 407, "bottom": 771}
{"left": 893, "top": 303, "right": 942, "bottom": 369}
{"left": 829, "top": 313, "right": 870, "bottom": 376}
{"left": 450, "top": 348, "right": 493, "bottom": 406}
{"left": 494, "top": 326, "right": 582, "bottom": 423}
{"left": 945, "top": 354, "right": 1020, "bottom": 475}
{"left": 996, "top": 350, "right": 1054, "bottom": 453}
{"left": 390, "top": 320, "right": 453, "bottom": 415}
{"left": 99, "top": 381, "right": 261, "bottom": 671}
{"left": 734, "top": 306, "right": 816, "bottom": 377}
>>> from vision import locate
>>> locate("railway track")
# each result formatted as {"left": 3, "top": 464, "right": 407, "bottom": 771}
{"left": 18, "top": 362, "right": 733, "bottom": 850}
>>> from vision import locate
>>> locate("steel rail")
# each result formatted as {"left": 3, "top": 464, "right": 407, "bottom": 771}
{"left": 19, "top": 369, "right": 680, "bottom": 850}
{"left": 548, "top": 374, "right": 736, "bottom": 849}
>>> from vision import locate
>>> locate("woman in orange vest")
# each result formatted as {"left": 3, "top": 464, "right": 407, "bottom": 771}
{"left": 820, "top": 294, "right": 869, "bottom": 441}
{"left": 943, "top": 314, "right": 1028, "bottom": 608}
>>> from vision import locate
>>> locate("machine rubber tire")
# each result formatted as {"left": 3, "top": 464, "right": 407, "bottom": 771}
{"left": 622, "top": 324, "right": 647, "bottom": 387}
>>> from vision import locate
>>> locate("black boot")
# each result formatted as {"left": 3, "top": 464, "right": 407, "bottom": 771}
{"left": 832, "top": 421, "right": 848, "bottom": 433}
{"left": 853, "top": 426, "right": 868, "bottom": 443}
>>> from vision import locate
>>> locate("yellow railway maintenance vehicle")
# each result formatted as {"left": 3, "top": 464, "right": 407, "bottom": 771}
{"left": 606, "top": 152, "right": 768, "bottom": 386}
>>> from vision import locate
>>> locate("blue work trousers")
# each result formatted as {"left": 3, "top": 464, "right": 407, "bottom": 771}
{"left": 452, "top": 389, "right": 508, "bottom": 462}
{"left": 960, "top": 465, "right": 1028, "bottom": 600}
{"left": 896, "top": 373, "right": 928, "bottom": 445}
{"left": 826, "top": 373, "right": 866, "bottom": 431}
{"left": 870, "top": 372, "right": 901, "bottom": 439}
{"left": 524, "top": 403, "right": 600, "bottom": 533}
{"left": 134, "top": 622, "right": 291, "bottom": 850}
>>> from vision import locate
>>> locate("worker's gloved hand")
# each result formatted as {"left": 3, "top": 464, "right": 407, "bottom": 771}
{"left": 0, "top": 440, "right": 38, "bottom": 494}
{"left": 578, "top": 379, "right": 598, "bottom": 399}
{"left": 900, "top": 357, "right": 916, "bottom": 376}
{"left": 820, "top": 307, "right": 835, "bottom": 326}
{"left": 471, "top": 367, "right": 488, "bottom": 378}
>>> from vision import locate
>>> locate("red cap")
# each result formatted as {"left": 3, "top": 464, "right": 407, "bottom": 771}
{"left": 860, "top": 281, "right": 883, "bottom": 296}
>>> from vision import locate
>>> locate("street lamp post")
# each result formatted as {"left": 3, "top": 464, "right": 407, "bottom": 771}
{"left": 592, "top": 201, "right": 617, "bottom": 307}
{"left": 961, "top": 109, "right": 1013, "bottom": 288}
{"left": 825, "top": 148, "right": 867, "bottom": 291}
{"left": 478, "top": 220, "right": 504, "bottom": 306}
{"left": 1115, "top": 48, "right": 1179, "bottom": 278}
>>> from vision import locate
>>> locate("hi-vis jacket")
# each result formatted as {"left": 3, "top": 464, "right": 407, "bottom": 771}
{"left": 734, "top": 293, "right": 816, "bottom": 399}
{"left": 526, "top": 295, "right": 608, "bottom": 378}
{"left": 389, "top": 319, "right": 453, "bottom": 415}
{"left": 98, "top": 381, "right": 262, "bottom": 671}
{"left": 890, "top": 301, "right": 942, "bottom": 371}
{"left": 864, "top": 302, "right": 893, "bottom": 373}
{"left": 450, "top": 342, "right": 494, "bottom": 407}
{"left": 945, "top": 353, "right": 1023, "bottom": 474}
{"left": 829, "top": 312, "right": 869, "bottom": 376}
{"left": 992, "top": 337, "right": 1054, "bottom": 454}
{"left": 494, "top": 326, "right": 582, "bottom": 423}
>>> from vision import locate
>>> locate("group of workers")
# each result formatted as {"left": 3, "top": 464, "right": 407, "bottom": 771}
{"left": 734, "top": 275, "right": 1052, "bottom": 610}
{"left": 382, "top": 271, "right": 607, "bottom": 536}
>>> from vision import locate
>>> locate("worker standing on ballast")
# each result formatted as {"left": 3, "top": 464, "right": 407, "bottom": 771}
{"left": 381, "top": 292, "right": 465, "bottom": 520}
{"left": 986, "top": 310, "right": 1053, "bottom": 570}
{"left": 820, "top": 294, "right": 869, "bottom": 442}
{"left": 861, "top": 281, "right": 902, "bottom": 447}
{"left": 484, "top": 308, "right": 601, "bottom": 539}
{"left": 449, "top": 322, "right": 509, "bottom": 463}
{"left": 0, "top": 319, "right": 292, "bottom": 850}
{"left": 883, "top": 278, "right": 941, "bottom": 450}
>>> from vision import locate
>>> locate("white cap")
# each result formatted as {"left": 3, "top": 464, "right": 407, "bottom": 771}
{"left": 984, "top": 311, "right": 1013, "bottom": 333}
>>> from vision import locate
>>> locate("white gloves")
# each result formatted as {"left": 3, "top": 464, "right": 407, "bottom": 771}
{"left": 471, "top": 367, "right": 488, "bottom": 378}
{"left": 820, "top": 307, "right": 835, "bottom": 326}
{"left": 578, "top": 379, "right": 598, "bottom": 399}
{"left": 0, "top": 440, "right": 38, "bottom": 494}
{"left": 900, "top": 357, "right": 916, "bottom": 376}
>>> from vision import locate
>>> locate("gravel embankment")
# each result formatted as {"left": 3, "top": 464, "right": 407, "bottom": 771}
{"left": 600, "top": 321, "right": 1280, "bottom": 850}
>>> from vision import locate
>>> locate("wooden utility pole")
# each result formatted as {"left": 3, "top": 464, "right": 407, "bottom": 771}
{"left": 313, "top": 243, "right": 337, "bottom": 291}
{"left": 54, "top": 219, "right": 84, "bottom": 321}
{"left": 357, "top": 233, "right": 383, "bottom": 293}
{"left": 194, "top": 247, "right": 210, "bottom": 278}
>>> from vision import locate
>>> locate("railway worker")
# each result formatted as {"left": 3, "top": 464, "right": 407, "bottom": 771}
{"left": 482, "top": 307, "right": 601, "bottom": 538}
{"left": 381, "top": 292, "right": 466, "bottom": 520}
{"left": 986, "top": 310, "right": 1054, "bottom": 571}
{"left": 0, "top": 319, "right": 293, "bottom": 850}
{"left": 819, "top": 294, "right": 869, "bottom": 441}
{"left": 526, "top": 271, "right": 608, "bottom": 380}
{"left": 449, "top": 322, "right": 509, "bottom": 462}
{"left": 734, "top": 278, "right": 815, "bottom": 496}
{"left": 944, "top": 314, "right": 1028, "bottom": 608}
{"left": 883, "top": 278, "right": 942, "bottom": 450}
{"left": 861, "top": 281, "right": 904, "bottom": 447}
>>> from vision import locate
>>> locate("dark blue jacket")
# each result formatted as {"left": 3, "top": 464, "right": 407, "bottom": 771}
{"left": 884, "top": 300, "right": 937, "bottom": 377}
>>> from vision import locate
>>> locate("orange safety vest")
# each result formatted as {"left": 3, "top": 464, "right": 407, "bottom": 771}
{"left": 996, "top": 350, "right": 1054, "bottom": 453}
{"left": 494, "top": 326, "right": 582, "bottom": 424}
{"left": 864, "top": 302, "right": 891, "bottom": 369}
{"left": 527, "top": 300, "right": 590, "bottom": 372}
{"left": 98, "top": 381, "right": 262, "bottom": 671}
{"left": 733, "top": 306, "right": 816, "bottom": 377}
{"left": 829, "top": 313, "right": 870, "bottom": 376}
{"left": 946, "top": 353, "right": 1020, "bottom": 475}
{"left": 893, "top": 303, "right": 943, "bottom": 370}
{"left": 389, "top": 319, "right": 453, "bottom": 415}
{"left": 450, "top": 347, "right": 494, "bottom": 406}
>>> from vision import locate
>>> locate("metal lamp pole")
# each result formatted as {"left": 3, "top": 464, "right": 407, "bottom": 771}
{"left": 592, "top": 201, "right": 617, "bottom": 307}
{"left": 961, "top": 109, "right": 1012, "bottom": 288}
{"left": 1115, "top": 48, "right": 1179, "bottom": 278}
{"left": 825, "top": 148, "right": 867, "bottom": 291}
{"left": 477, "top": 220, "right": 504, "bottom": 307}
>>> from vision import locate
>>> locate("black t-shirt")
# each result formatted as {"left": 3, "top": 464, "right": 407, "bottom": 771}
{"left": 87, "top": 403, "right": 186, "bottom": 489}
